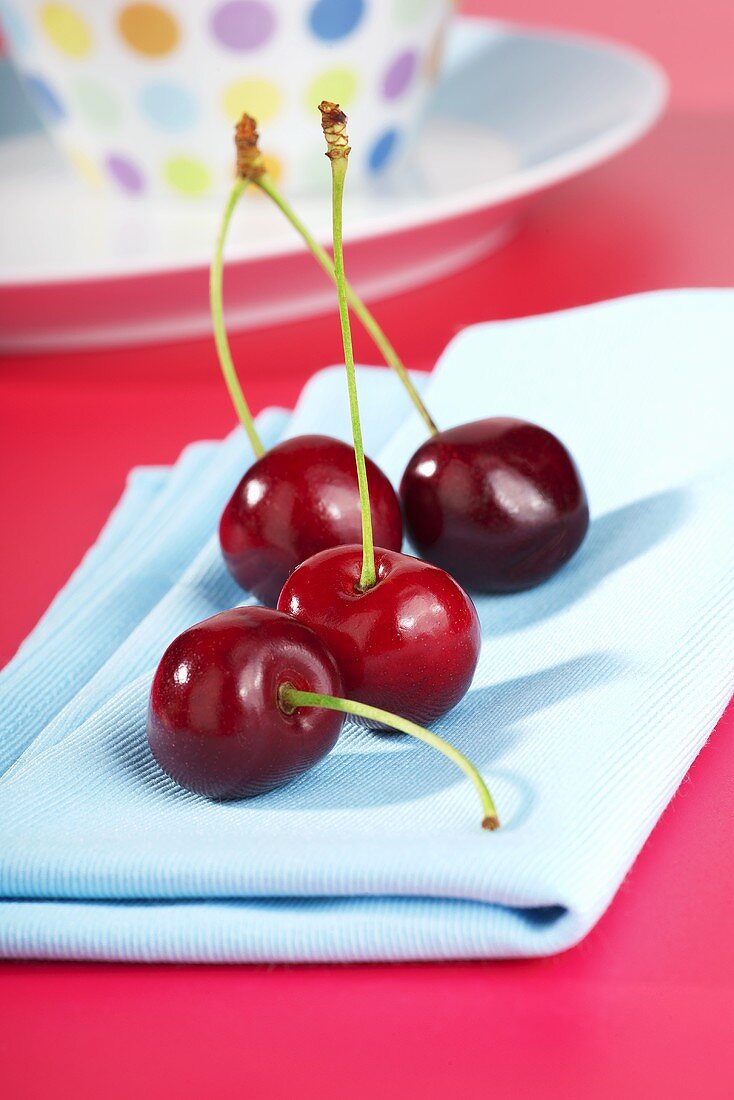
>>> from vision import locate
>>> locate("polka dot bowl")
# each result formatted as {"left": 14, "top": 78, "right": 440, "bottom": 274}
{"left": 1, "top": 0, "right": 453, "bottom": 200}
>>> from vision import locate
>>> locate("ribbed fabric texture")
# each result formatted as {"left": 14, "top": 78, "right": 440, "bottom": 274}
{"left": 1, "top": 290, "right": 732, "bottom": 962}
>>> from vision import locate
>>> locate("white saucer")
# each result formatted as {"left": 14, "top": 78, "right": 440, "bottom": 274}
{"left": 0, "top": 17, "right": 666, "bottom": 353}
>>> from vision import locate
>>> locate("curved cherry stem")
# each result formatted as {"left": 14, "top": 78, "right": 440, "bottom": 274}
{"left": 257, "top": 173, "right": 438, "bottom": 436}
{"left": 210, "top": 177, "right": 266, "bottom": 458}
{"left": 329, "top": 152, "right": 376, "bottom": 591}
{"left": 279, "top": 684, "right": 500, "bottom": 831}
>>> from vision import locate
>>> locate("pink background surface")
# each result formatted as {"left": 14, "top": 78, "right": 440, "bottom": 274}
{"left": 1, "top": 1, "right": 733, "bottom": 1095}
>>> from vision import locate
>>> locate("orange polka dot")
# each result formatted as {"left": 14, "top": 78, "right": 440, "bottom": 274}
{"left": 248, "top": 152, "right": 283, "bottom": 197}
{"left": 424, "top": 25, "right": 447, "bottom": 82}
{"left": 263, "top": 152, "right": 282, "bottom": 182}
{"left": 118, "top": 3, "right": 179, "bottom": 57}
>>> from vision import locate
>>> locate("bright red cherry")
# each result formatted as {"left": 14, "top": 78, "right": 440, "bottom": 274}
{"left": 147, "top": 606, "right": 343, "bottom": 799}
{"left": 277, "top": 545, "right": 481, "bottom": 726}
{"left": 400, "top": 418, "right": 589, "bottom": 593}
{"left": 219, "top": 434, "right": 403, "bottom": 607}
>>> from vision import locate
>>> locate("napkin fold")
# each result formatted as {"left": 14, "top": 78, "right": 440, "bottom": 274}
{"left": 1, "top": 290, "right": 732, "bottom": 962}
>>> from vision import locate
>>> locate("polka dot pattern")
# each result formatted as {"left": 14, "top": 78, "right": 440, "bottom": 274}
{"left": 72, "top": 78, "right": 122, "bottom": 129}
{"left": 0, "top": 2, "right": 31, "bottom": 53}
{"left": 262, "top": 152, "right": 282, "bottom": 183}
{"left": 39, "top": 3, "right": 92, "bottom": 58}
{"left": 2, "top": 0, "right": 444, "bottom": 199}
{"left": 210, "top": 1, "right": 275, "bottom": 51}
{"left": 118, "top": 3, "right": 179, "bottom": 57}
{"left": 164, "top": 155, "right": 211, "bottom": 195}
{"left": 25, "top": 72, "right": 65, "bottom": 122}
{"left": 424, "top": 23, "right": 446, "bottom": 82}
{"left": 308, "top": 0, "right": 364, "bottom": 42}
{"left": 369, "top": 128, "right": 399, "bottom": 173}
{"left": 393, "top": 0, "right": 433, "bottom": 26}
{"left": 139, "top": 81, "right": 197, "bottom": 132}
{"left": 222, "top": 76, "right": 281, "bottom": 124}
{"left": 106, "top": 153, "right": 145, "bottom": 194}
{"left": 298, "top": 147, "right": 333, "bottom": 192}
{"left": 67, "top": 146, "right": 103, "bottom": 187}
{"left": 382, "top": 50, "right": 417, "bottom": 99}
{"left": 306, "top": 66, "right": 358, "bottom": 112}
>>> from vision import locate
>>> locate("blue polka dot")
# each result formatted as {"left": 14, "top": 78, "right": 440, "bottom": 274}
{"left": 25, "top": 74, "right": 65, "bottom": 124}
{"left": 368, "top": 128, "right": 399, "bottom": 173}
{"left": 139, "top": 81, "right": 197, "bottom": 133}
{"left": 308, "top": 0, "right": 364, "bottom": 42}
{"left": 0, "top": 2, "right": 30, "bottom": 53}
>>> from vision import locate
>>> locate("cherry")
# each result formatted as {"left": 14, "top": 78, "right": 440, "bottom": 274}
{"left": 219, "top": 434, "right": 403, "bottom": 608}
{"left": 400, "top": 418, "right": 589, "bottom": 593}
{"left": 149, "top": 106, "right": 501, "bottom": 829}
{"left": 147, "top": 606, "right": 343, "bottom": 799}
{"left": 278, "top": 545, "right": 481, "bottom": 726}
{"left": 147, "top": 605, "right": 499, "bottom": 827}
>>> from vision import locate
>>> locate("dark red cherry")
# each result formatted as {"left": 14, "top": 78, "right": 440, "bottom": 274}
{"left": 277, "top": 545, "right": 480, "bottom": 726}
{"left": 219, "top": 434, "right": 403, "bottom": 607}
{"left": 400, "top": 418, "right": 589, "bottom": 593}
{"left": 147, "top": 606, "right": 343, "bottom": 799}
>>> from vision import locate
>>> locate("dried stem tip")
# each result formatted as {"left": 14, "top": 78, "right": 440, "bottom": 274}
{"left": 319, "top": 100, "right": 350, "bottom": 160}
{"left": 235, "top": 113, "right": 266, "bottom": 181}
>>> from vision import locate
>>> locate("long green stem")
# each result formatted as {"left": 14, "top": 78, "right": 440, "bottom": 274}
{"left": 257, "top": 173, "right": 438, "bottom": 436}
{"left": 330, "top": 155, "right": 376, "bottom": 591}
{"left": 210, "top": 177, "right": 265, "bottom": 458}
{"left": 279, "top": 684, "right": 500, "bottom": 830}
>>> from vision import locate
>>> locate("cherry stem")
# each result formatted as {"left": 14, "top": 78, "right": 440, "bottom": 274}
{"left": 329, "top": 153, "right": 376, "bottom": 591}
{"left": 210, "top": 177, "right": 266, "bottom": 459}
{"left": 279, "top": 684, "right": 500, "bottom": 831}
{"left": 257, "top": 174, "right": 438, "bottom": 436}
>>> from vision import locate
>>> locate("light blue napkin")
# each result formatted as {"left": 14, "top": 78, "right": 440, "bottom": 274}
{"left": 1, "top": 290, "right": 732, "bottom": 962}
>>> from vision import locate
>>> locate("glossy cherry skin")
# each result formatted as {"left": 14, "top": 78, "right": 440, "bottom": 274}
{"left": 147, "top": 606, "right": 344, "bottom": 799}
{"left": 278, "top": 545, "right": 480, "bottom": 726}
{"left": 219, "top": 434, "right": 403, "bottom": 608}
{"left": 400, "top": 418, "right": 589, "bottom": 594}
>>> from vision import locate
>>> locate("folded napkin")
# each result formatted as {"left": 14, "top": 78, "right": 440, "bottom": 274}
{"left": 1, "top": 290, "right": 732, "bottom": 962}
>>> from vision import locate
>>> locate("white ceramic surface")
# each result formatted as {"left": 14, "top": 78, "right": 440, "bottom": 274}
{"left": 0, "top": 18, "right": 667, "bottom": 352}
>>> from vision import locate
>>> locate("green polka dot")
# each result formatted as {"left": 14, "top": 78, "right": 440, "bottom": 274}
{"left": 164, "top": 155, "right": 211, "bottom": 195}
{"left": 298, "top": 147, "right": 333, "bottom": 193}
{"left": 305, "top": 67, "right": 358, "bottom": 112}
{"left": 71, "top": 78, "right": 122, "bottom": 128}
{"left": 393, "top": 0, "right": 432, "bottom": 26}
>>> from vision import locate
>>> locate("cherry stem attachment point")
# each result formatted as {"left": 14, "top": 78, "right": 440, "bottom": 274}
{"left": 256, "top": 173, "right": 438, "bottom": 437}
{"left": 210, "top": 177, "right": 266, "bottom": 459}
{"left": 328, "top": 145, "right": 376, "bottom": 591}
{"left": 279, "top": 684, "right": 500, "bottom": 831}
